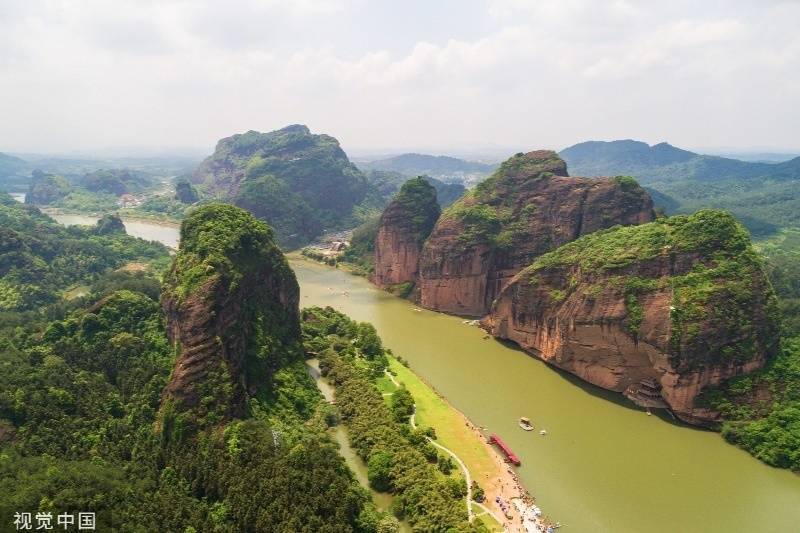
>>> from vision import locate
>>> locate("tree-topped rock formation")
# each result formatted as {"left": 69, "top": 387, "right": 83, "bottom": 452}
{"left": 160, "top": 204, "right": 300, "bottom": 432}
{"left": 417, "top": 150, "right": 655, "bottom": 316}
{"left": 94, "top": 213, "right": 126, "bottom": 235}
{"left": 372, "top": 177, "right": 440, "bottom": 294}
{"left": 24, "top": 170, "right": 70, "bottom": 204}
{"left": 80, "top": 168, "right": 152, "bottom": 196}
{"left": 174, "top": 178, "right": 199, "bottom": 204}
{"left": 192, "top": 124, "right": 369, "bottom": 248}
{"left": 482, "top": 209, "right": 780, "bottom": 425}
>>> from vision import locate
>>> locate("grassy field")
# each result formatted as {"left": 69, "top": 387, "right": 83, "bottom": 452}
{"left": 476, "top": 512, "right": 504, "bottom": 532}
{"left": 388, "top": 357, "right": 503, "bottom": 532}
{"left": 375, "top": 374, "right": 398, "bottom": 394}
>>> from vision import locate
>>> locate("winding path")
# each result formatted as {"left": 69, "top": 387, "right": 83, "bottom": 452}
{"left": 387, "top": 370, "right": 507, "bottom": 526}
{"left": 409, "top": 407, "right": 475, "bottom": 522}
{"left": 387, "top": 370, "right": 510, "bottom": 529}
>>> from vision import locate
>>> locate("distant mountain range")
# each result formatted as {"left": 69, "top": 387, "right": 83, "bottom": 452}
{"left": 0, "top": 151, "right": 199, "bottom": 191}
{"left": 357, "top": 153, "right": 497, "bottom": 178}
{"left": 705, "top": 151, "right": 799, "bottom": 163}
{"left": 0, "top": 152, "right": 30, "bottom": 190}
{"left": 560, "top": 140, "right": 800, "bottom": 235}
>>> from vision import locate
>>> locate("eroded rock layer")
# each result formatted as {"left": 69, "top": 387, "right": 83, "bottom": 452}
{"left": 482, "top": 210, "right": 780, "bottom": 425}
{"left": 372, "top": 177, "right": 440, "bottom": 290}
{"left": 417, "top": 151, "right": 655, "bottom": 316}
{"left": 161, "top": 204, "right": 300, "bottom": 426}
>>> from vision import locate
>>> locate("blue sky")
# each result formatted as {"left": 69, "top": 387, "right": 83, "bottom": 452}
{"left": 1, "top": 0, "right": 798, "bottom": 155}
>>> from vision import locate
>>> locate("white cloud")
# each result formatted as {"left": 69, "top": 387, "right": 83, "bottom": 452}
{"left": 0, "top": 0, "right": 797, "bottom": 153}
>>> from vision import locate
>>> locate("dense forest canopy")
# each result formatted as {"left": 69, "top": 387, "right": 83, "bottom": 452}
{"left": 0, "top": 193, "right": 168, "bottom": 313}
{"left": 0, "top": 203, "right": 388, "bottom": 532}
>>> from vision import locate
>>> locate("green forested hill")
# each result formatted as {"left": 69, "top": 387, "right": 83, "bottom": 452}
{"left": 0, "top": 193, "right": 168, "bottom": 312}
{"left": 25, "top": 171, "right": 71, "bottom": 204}
{"left": 193, "top": 125, "right": 371, "bottom": 248}
{"left": 0, "top": 153, "right": 30, "bottom": 191}
{"left": 0, "top": 204, "right": 378, "bottom": 531}
{"left": 561, "top": 140, "right": 800, "bottom": 235}
{"left": 79, "top": 168, "right": 153, "bottom": 195}
{"left": 363, "top": 170, "right": 465, "bottom": 209}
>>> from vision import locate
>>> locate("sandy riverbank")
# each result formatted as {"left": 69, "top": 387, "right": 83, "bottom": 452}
{"left": 464, "top": 418, "right": 557, "bottom": 532}
{"left": 389, "top": 357, "right": 555, "bottom": 532}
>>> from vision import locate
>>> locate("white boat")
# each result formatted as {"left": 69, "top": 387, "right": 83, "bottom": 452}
{"left": 519, "top": 417, "right": 534, "bottom": 431}
{"left": 539, "top": 429, "right": 547, "bottom": 436}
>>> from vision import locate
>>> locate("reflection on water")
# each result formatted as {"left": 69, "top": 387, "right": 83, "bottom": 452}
{"left": 291, "top": 256, "right": 800, "bottom": 533}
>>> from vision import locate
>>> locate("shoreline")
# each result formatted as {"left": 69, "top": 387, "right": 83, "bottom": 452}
{"left": 292, "top": 253, "right": 558, "bottom": 532}
{"left": 40, "top": 206, "right": 182, "bottom": 228}
{"left": 388, "top": 357, "right": 556, "bottom": 532}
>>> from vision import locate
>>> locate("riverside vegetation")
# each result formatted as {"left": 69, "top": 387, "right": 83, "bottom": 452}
{"left": 0, "top": 202, "right": 490, "bottom": 531}
{"left": 302, "top": 306, "right": 483, "bottom": 532}
{"left": 0, "top": 193, "right": 168, "bottom": 313}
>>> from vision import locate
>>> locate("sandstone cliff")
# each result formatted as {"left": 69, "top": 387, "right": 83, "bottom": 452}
{"left": 417, "top": 151, "right": 655, "bottom": 316}
{"left": 372, "top": 177, "right": 440, "bottom": 292}
{"left": 482, "top": 210, "right": 780, "bottom": 426}
{"left": 160, "top": 204, "right": 300, "bottom": 429}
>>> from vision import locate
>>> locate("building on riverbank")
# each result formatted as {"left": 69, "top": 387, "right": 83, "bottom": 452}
{"left": 624, "top": 377, "right": 668, "bottom": 409}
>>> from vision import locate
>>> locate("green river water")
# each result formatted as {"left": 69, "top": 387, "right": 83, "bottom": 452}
{"left": 51, "top": 214, "right": 800, "bottom": 533}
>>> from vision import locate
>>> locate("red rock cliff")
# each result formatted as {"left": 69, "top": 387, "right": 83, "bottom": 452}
{"left": 417, "top": 151, "right": 655, "bottom": 316}
{"left": 481, "top": 210, "right": 780, "bottom": 426}
{"left": 161, "top": 204, "right": 300, "bottom": 427}
{"left": 372, "top": 177, "right": 441, "bottom": 291}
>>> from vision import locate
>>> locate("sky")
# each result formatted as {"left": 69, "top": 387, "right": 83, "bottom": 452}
{"left": 1, "top": 0, "right": 798, "bottom": 156}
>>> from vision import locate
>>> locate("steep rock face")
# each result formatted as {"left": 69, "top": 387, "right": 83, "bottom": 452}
{"left": 482, "top": 210, "right": 780, "bottom": 426}
{"left": 418, "top": 151, "right": 655, "bottom": 316}
{"left": 192, "top": 124, "right": 369, "bottom": 247}
{"left": 372, "top": 177, "right": 440, "bottom": 289}
{"left": 161, "top": 204, "right": 300, "bottom": 427}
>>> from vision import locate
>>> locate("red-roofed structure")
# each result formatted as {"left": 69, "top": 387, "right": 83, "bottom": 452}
{"left": 489, "top": 434, "right": 521, "bottom": 466}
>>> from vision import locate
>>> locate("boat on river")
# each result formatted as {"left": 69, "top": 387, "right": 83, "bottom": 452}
{"left": 489, "top": 434, "right": 521, "bottom": 466}
{"left": 519, "top": 417, "right": 534, "bottom": 431}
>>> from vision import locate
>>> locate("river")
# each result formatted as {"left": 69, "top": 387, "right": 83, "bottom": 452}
{"left": 49, "top": 215, "right": 800, "bottom": 533}
{"left": 307, "top": 359, "right": 411, "bottom": 532}
{"left": 49, "top": 213, "right": 180, "bottom": 249}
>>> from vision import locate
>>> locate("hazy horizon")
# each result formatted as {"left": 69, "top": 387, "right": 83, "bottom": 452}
{"left": 6, "top": 137, "right": 800, "bottom": 165}
{"left": 2, "top": 0, "right": 798, "bottom": 154}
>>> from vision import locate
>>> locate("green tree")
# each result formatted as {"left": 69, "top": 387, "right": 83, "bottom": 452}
{"left": 367, "top": 450, "right": 394, "bottom": 492}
